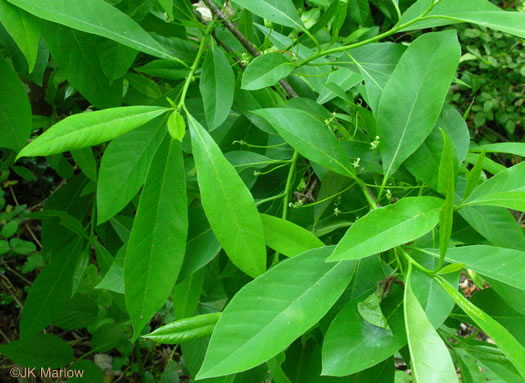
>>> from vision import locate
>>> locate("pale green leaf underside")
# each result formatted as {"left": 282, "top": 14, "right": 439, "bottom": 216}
{"left": 231, "top": 0, "right": 304, "bottom": 30}
{"left": 197, "top": 247, "right": 356, "bottom": 379}
{"left": 328, "top": 197, "right": 443, "bottom": 262}
{"left": 17, "top": 106, "right": 169, "bottom": 159}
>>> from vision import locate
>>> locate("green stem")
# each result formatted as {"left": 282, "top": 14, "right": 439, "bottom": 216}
{"left": 282, "top": 151, "right": 299, "bottom": 221}
{"left": 398, "top": 247, "right": 434, "bottom": 275}
{"left": 177, "top": 20, "right": 216, "bottom": 110}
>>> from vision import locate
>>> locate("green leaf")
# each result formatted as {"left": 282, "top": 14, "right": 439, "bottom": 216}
{"left": 437, "top": 129, "right": 456, "bottom": 265}
{"left": 377, "top": 30, "right": 460, "bottom": 179}
{"left": 464, "top": 150, "right": 486, "bottom": 200}
{"left": 197, "top": 247, "right": 356, "bottom": 379}
{"left": 1, "top": 220, "right": 18, "bottom": 238}
{"left": 135, "top": 59, "right": 189, "bottom": 80}
{"left": 253, "top": 108, "right": 354, "bottom": 177}
{"left": 95, "top": 244, "right": 125, "bottom": 294}
{"left": 435, "top": 275, "right": 525, "bottom": 378}
{"left": 0, "top": 0, "right": 40, "bottom": 71}
{"left": 316, "top": 68, "right": 362, "bottom": 105}
{"left": 402, "top": 0, "right": 525, "bottom": 38}
{"left": 41, "top": 22, "right": 122, "bottom": 109}
{"left": 341, "top": 43, "right": 406, "bottom": 114}
{"left": 358, "top": 291, "right": 389, "bottom": 329}
{"left": 98, "top": 39, "right": 137, "bottom": 83}
{"left": 200, "top": 43, "right": 235, "bottom": 130}
{"left": 69, "top": 360, "right": 104, "bottom": 383}
{"left": 461, "top": 162, "right": 525, "bottom": 212}
{"left": 322, "top": 283, "right": 406, "bottom": 376}
{"left": 420, "top": 246, "right": 525, "bottom": 291}
{"left": 9, "top": 238, "right": 36, "bottom": 254}
{"left": 0, "top": 55, "right": 32, "bottom": 151}
{"left": 17, "top": 106, "right": 169, "bottom": 159}
{"left": 97, "top": 117, "right": 167, "bottom": 224}
{"left": 125, "top": 136, "right": 188, "bottom": 340}
{"left": 167, "top": 110, "right": 186, "bottom": 141}
{"left": 438, "top": 263, "right": 465, "bottom": 275}
{"left": 231, "top": 0, "right": 304, "bottom": 30}
{"left": 19, "top": 239, "right": 83, "bottom": 338}
{"left": 6, "top": 0, "right": 180, "bottom": 60}
{"left": 173, "top": 269, "right": 205, "bottom": 320}
{"left": 327, "top": 197, "right": 443, "bottom": 262}
{"left": 405, "top": 265, "right": 459, "bottom": 383}
{"left": 0, "top": 334, "right": 73, "bottom": 369}
{"left": 405, "top": 105, "right": 469, "bottom": 190}
{"left": 143, "top": 313, "right": 221, "bottom": 344}
{"left": 242, "top": 53, "right": 295, "bottom": 91}
{"left": 470, "top": 143, "right": 525, "bottom": 157}
{"left": 71, "top": 147, "right": 97, "bottom": 182}
{"left": 189, "top": 113, "right": 266, "bottom": 278}
{"left": 260, "top": 213, "right": 324, "bottom": 257}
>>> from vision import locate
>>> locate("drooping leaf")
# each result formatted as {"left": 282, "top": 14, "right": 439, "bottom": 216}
{"left": 419, "top": 246, "right": 525, "bottom": 291}
{"left": 143, "top": 313, "right": 221, "bottom": 344}
{"left": 41, "top": 22, "right": 122, "bottom": 109}
{"left": 188, "top": 113, "right": 266, "bottom": 278}
{"left": 95, "top": 244, "right": 126, "bottom": 294}
{"left": 0, "top": 54, "right": 32, "bottom": 150}
{"left": 17, "top": 106, "right": 169, "bottom": 159}
{"left": 377, "top": 30, "right": 460, "bottom": 179}
{"left": 6, "top": 0, "right": 180, "bottom": 59}
{"left": 0, "top": 0, "right": 40, "bottom": 71}
{"left": 242, "top": 53, "right": 295, "bottom": 91}
{"left": 0, "top": 334, "right": 73, "bottom": 369}
{"left": 327, "top": 197, "right": 443, "bottom": 262}
{"left": 436, "top": 275, "right": 525, "bottom": 378}
{"left": 19, "top": 239, "right": 83, "bottom": 338}
{"left": 253, "top": 108, "right": 354, "bottom": 177}
{"left": 167, "top": 110, "right": 186, "bottom": 141}
{"left": 97, "top": 117, "right": 167, "bottom": 224}
{"left": 260, "top": 214, "right": 324, "bottom": 257}
{"left": 402, "top": 0, "right": 525, "bottom": 38}
{"left": 200, "top": 42, "right": 235, "bottom": 130}
{"left": 125, "top": 136, "right": 188, "bottom": 340}
{"left": 197, "top": 247, "right": 356, "bottom": 379}
{"left": 404, "top": 266, "right": 459, "bottom": 383}
{"left": 461, "top": 162, "right": 525, "bottom": 212}
{"left": 231, "top": 0, "right": 304, "bottom": 30}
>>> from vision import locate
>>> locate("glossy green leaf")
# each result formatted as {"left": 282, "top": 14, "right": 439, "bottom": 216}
{"left": 197, "top": 247, "right": 356, "bottom": 379}
{"left": 402, "top": 0, "right": 525, "bottom": 38}
{"left": 143, "top": 313, "right": 221, "bottom": 344}
{"left": 470, "top": 142, "right": 525, "bottom": 157}
{"left": 0, "top": 54, "right": 32, "bottom": 150}
{"left": 455, "top": 348, "right": 486, "bottom": 383}
{"left": 167, "top": 110, "right": 186, "bottom": 141}
{"left": 377, "top": 31, "right": 460, "bottom": 179}
{"left": 188, "top": 113, "right": 266, "bottom": 278}
{"left": 405, "top": 266, "right": 459, "bottom": 383}
{"left": 200, "top": 43, "right": 235, "bottom": 130}
{"left": 358, "top": 291, "right": 389, "bottom": 329}
{"left": 17, "top": 106, "right": 169, "bottom": 159}
{"left": 6, "top": 0, "right": 180, "bottom": 60}
{"left": 322, "top": 283, "right": 405, "bottom": 376}
{"left": 41, "top": 22, "right": 122, "bottom": 109}
{"left": 342, "top": 43, "right": 406, "bottom": 114}
{"left": 19, "top": 239, "right": 83, "bottom": 338}
{"left": 125, "top": 136, "right": 188, "bottom": 340}
{"left": 242, "top": 53, "right": 295, "bottom": 91}
{"left": 98, "top": 39, "right": 137, "bottom": 83}
{"left": 0, "top": 333, "right": 73, "bottom": 369}
{"left": 316, "top": 68, "right": 363, "bottom": 105}
{"left": 0, "top": 0, "right": 39, "bottom": 71}
{"left": 464, "top": 150, "right": 486, "bottom": 200}
{"left": 328, "top": 197, "right": 443, "bottom": 262}
{"left": 260, "top": 214, "right": 324, "bottom": 257}
{"left": 436, "top": 275, "right": 525, "bottom": 378}
{"left": 461, "top": 162, "right": 525, "bottom": 212}
{"left": 135, "top": 59, "right": 189, "bottom": 80}
{"left": 97, "top": 117, "right": 167, "bottom": 224}
{"left": 420, "top": 246, "right": 525, "bottom": 291}
{"left": 231, "top": 0, "right": 304, "bottom": 30}
{"left": 253, "top": 108, "right": 354, "bottom": 177}
{"left": 173, "top": 269, "right": 205, "bottom": 320}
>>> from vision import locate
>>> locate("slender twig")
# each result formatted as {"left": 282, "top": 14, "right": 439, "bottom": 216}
{"left": 202, "top": 0, "right": 299, "bottom": 98}
{"left": 8, "top": 185, "right": 42, "bottom": 248}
